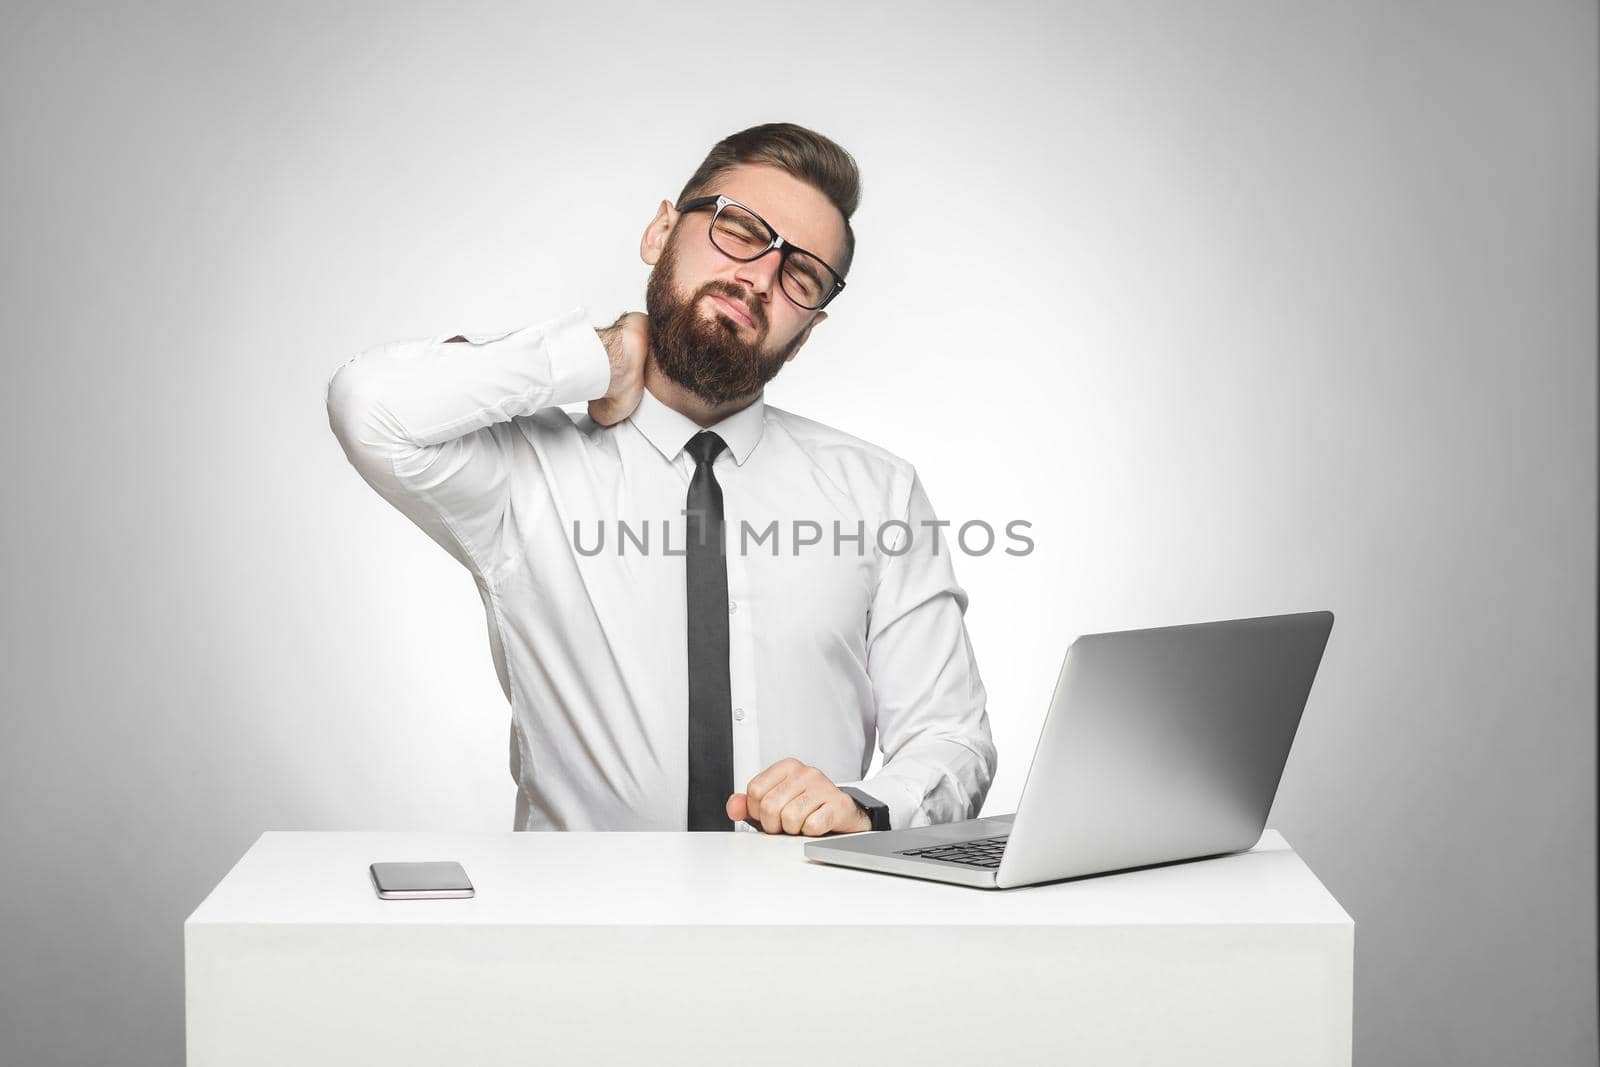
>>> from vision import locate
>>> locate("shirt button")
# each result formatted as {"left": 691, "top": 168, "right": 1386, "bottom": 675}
{"left": 728, "top": 599, "right": 738, "bottom": 614}
{"left": 733, "top": 707, "right": 745, "bottom": 722}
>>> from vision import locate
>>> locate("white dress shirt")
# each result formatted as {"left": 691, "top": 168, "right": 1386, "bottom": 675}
{"left": 325, "top": 305, "right": 997, "bottom": 832}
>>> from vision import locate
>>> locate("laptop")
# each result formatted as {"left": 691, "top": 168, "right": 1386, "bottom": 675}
{"left": 804, "top": 610, "right": 1334, "bottom": 889}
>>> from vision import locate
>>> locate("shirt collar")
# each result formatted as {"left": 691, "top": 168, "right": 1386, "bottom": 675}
{"left": 628, "top": 384, "right": 766, "bottom": 467}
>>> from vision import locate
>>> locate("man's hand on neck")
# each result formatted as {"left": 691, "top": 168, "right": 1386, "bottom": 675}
{"left": 589, "top": 313, "right": 649, "bottom": 427}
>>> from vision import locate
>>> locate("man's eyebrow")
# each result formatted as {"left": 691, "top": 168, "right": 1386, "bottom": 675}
{"left": 722, "top": 209, "right": 766, "bottom": 232}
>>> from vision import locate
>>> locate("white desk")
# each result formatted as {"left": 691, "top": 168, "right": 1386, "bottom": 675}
{"left": 185, "top": 830, "right": 1352, "bottom": 1066}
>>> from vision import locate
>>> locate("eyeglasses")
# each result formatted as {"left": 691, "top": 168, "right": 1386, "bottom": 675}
{"left": 675, "top": 194, "right": 847, "bottom": 311}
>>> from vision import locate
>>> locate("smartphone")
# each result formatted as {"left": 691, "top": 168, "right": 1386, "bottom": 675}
{"left": 369, "top": 861, "right": 475, "bottom": 900}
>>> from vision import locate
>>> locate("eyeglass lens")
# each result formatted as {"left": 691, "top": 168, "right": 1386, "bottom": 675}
{"left": 709, "top": 203, "right": 834, "bottom": 309}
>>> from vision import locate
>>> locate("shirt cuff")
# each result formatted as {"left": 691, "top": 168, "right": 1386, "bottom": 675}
{"left": 546, "top": 306, "right": 613, "bottom": 402}
{"left": 477, "top": 306, "right": 612, "bottom": 406}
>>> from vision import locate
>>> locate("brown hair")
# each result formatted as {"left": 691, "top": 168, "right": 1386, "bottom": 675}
{"left": 675, "top": 122, "right": 861, "bottom": 279}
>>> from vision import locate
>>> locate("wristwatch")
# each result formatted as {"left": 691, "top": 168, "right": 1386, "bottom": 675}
{"left": 838, "top": 785, "right": 891, "bottom": 832}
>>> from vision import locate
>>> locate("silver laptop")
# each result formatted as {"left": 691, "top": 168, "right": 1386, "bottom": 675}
{"left": 804, "top": 610, "right": 1334, "bottom": 889}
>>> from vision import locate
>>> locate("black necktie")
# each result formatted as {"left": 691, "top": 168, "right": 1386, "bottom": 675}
{"left": 684, "top": 430, "right": 734, "bottom": 831}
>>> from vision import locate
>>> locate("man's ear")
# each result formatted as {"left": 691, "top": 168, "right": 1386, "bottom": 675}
{"left": 640, "top": 200, "right": 676, "bottom": 266}
{"left": 785, "top": 310, "right": 827, "bottom": 362}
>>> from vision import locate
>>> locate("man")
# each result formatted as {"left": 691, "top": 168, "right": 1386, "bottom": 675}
{"left": 326, "top": 122, "right": 996, "bottom": 835}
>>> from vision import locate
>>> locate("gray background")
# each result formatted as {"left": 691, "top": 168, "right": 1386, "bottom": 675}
{"left": 1, "top": 1, "right": 1593, "bottom": 1064}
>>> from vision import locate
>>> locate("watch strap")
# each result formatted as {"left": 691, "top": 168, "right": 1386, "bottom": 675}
{"left": 838, "top": 785, "right": 891, "bottom": 831}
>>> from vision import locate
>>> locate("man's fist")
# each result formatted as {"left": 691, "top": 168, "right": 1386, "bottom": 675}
{"left": 726, "top": 758, "right": 872, "bottom": 836}
{"left": 590, "top": 311, "right": 649, "bottom": 427}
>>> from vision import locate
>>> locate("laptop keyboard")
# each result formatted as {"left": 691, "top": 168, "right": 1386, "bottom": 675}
{"left": 896, "top": 834, "right": 1009, "bottom": 869}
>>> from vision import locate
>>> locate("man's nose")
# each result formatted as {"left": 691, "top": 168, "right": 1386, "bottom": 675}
{"left": 733, "top": 251, "right": 782, "bottom": 300}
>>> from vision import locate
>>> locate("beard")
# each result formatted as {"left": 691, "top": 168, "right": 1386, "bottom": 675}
{"left": 643, "top": 235, "right": 804, "bottom": 406}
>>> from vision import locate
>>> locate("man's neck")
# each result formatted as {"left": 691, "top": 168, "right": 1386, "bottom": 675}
{"left": 642, "top": 355, "right": 760, "bottom": 428}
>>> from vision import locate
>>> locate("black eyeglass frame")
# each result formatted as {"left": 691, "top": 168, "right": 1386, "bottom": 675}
{"left": 675, "top": 194, "right": 847, "bottom": 311}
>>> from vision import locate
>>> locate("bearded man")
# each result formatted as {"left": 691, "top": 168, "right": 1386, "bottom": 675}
{"left": 327, "top": 122, "right": 996, "bottom": 835}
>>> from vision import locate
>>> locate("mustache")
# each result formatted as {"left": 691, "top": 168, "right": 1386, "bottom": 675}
{"left": 701, "top": 285, "right": 762, "bottom": 330}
